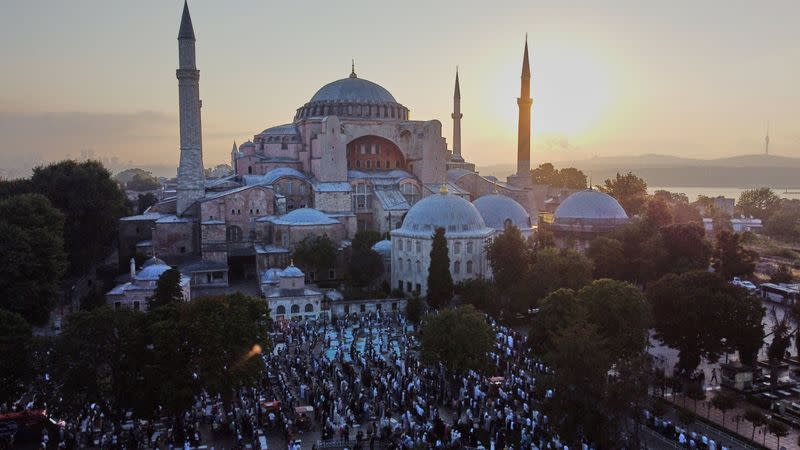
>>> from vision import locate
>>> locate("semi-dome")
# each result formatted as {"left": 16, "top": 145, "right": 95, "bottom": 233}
{"left": 271, "top": 207, "right": 340, "bottom": 226}
{"left": 397, "top": 188, "right": 492, "bottom": 237}
{"left": 294, "top": 70, "right": 409, "bottom": 122}
{"left": 310, "top": 77, "right": 397, "bottom": 104}
{"left": 473, "top": 194, "right": 531, "bottom": 231}
{"left": 135, "top": 258, "right": 172, "bottom": 281}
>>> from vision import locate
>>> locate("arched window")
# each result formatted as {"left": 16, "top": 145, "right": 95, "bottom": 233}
{"left": 276, "top": 305, "right": 286, "bottom": 315}
{"left": 406, "top": 259, "right": 412, "bottom": 274}
{"left": 304, "top": 303, "right": 314, "bottom": 312}
{"left": 415, "top": 241, "right": 421, "bottom": 253}
{"left": 226, "top": 225, "right": 243, "bottom": 242}
{"left": 454, "top": 242, "right": 461, "bottom": 254}
{"left": 290, "top": 304, "right": 300, "bottom": 314}
{"left": 398, "top": 240, "right": 403, "bottom": 251}
{"left": 398, "top": 258, "right": 403, "bottom": 271}
{"left": 415, "top": 260, "right": 421, "bottom": 274}
{"left": 466, "top": 260, "right": 473, "bottom": 274}
{"left": 454, "top": 261, "right": 461, "bottom": 274}
{"left": 466, "top": 242, "right": 474, "bottom": 254}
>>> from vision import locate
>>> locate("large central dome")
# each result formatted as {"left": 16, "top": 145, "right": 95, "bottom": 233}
{"left": 294, "top": 69, "right": 409, "bottom": 122}
{"left": 310, "top": 77, "right": 397, "bottom": 104}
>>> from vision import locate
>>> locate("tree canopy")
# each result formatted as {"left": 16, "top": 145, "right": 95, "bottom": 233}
{"left": 737, "top": 187, "right": 780, "bottom": 219}
{"left": 127, "top": 172, "right": 160, "bottom": 191}
{"left": 486, "top": 225, "right": 530, "bottom": 310}
{"left": 426, "top": 227, "right": 453, "bottom": 309}
{"left": 599, "top": 172, "right": 648, "bottom": 216}
{"left": 712, "top": 230, "right": 757, "bottom": 280}
{"left": 149, "top": 268, "right": 184, "bottom": 309}
{"left": 0, "top": 309, "right": 34, "bottom": 404}
{"left": 292, "top": 234, "right": 337, "bottom": 274}
{"left": 420, "top": 305, "right": 493, "bottom": 373}
{"left": 531, "top": 163, "right": 587, "bottom": 189}
{"left": 0, "top": 194, "right": 67, "bottom": 324}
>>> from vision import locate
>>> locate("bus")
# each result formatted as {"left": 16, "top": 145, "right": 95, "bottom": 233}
{"left": 760, "top": 283, "right": 799, "bottom": 306}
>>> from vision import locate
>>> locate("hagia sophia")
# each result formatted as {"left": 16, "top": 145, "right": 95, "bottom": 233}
{"left": 112, "top": 1, "right": 629, "bottom": 311}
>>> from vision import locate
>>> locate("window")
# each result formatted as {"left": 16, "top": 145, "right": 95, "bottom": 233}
{"left": 398, "top": 280, "right": 403, "bottom": 291}
{"left": 415, "top": 283, "right": 421, "bottom": 293}
{"left": 376, "top": 160, "right": 381, "bottom": 169}
{"left": 466, "top": 260, "right": 473, "bottom": 274}
{"left": 282, "top": 234, "right": 289, "bottom": 247}
{"left": 212, "top": 271, "right": 224, "bottom": 280}
{"left": 454, "top": 261, "right": 461, "bottom": 274}
{"left": 277, "top": 305, "right": 286, "bottom": 315}
{"left": 392, "top": 302, "right": 397, "bottom": 311}
{"left": 354, "top": 184, "right": 370, "bottom": 211}
{"left": 360, "top": 304, "right": 366, "bottom": 313}
{"left": 356, "top": 160, "right": 361, "bottom": 168}
{"left": 454, "top": 242, "right": 461, "bottom": 254}
{"left": 305, "top": 303, "right": 314, "bottom": 312}
{"left": 401, "top": 183, "right": 420, "bottom": 205}
{"left": 366, "top": 160, "right": 372, "bottom": 169}
{"left": 291, "top": 304, "right": 300, "bottom": 314}
{"left": 415, "top": 260, "right": 421, "bottom": 274}
{"left": 376, "top": 303, "right": 382, "bottom": 311}
{"left": 309, "top": 271, "right": 316, "bottom": 281}
{"left": 281, "top": 142, "right": 288, "bottom": 150}
{"left": 467, "top": 242, "right": 474, "bottom": 254}
{"left": 344, "top": 305, "right": 350, "bottom": 314}
{"left": 398, "top": 240, "right": 403, "bottom": 251}
{"left": 226, "top": 225, "right": 243, "bottom": 242}
{"left": 133, "top": 301, "right": 140, "bottom": 311}
{"left": 406, "top": 259, "right": 411, "bottom": 273}
{"left": 398, "top": 258, "right": 403, "bottom": 271}
{"left": 329, "top": 269, "right": 335, "bottom": 279}
{"left": 406, "top": 282, "right": 412, "bottom": 292}
{"left": 415, "top": 241, "right": 421, "bottom": 253}
{"left": 248, "top": 166, "right": 253, "bottom": 174}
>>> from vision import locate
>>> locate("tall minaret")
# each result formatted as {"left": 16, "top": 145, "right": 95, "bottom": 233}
{"left": 451, "top": 68, "right": 463, "bottom": 162}
{"left": 516, "top": 36, "right": 533, "bottom": 176}
{"left": 765, "top": 123, "right": 770, "bottom": 155}
{"left": 176, "top": 0, "right": 205, "bottom": 216}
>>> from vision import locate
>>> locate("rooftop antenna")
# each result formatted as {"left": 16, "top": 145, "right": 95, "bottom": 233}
{"left": 765, "top": 122, "right": 770, "bottom": 155}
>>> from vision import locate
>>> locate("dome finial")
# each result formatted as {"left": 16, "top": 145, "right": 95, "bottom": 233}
{"left": 350, "top": 59, "right": 357, "bottom": 78}
{"left": 439, "top": 183, "right": 449, "bottom": 194}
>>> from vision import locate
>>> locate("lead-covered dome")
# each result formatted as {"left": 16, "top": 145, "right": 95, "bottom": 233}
{"left": 553, "top": 189, "right": 628, "bottom": 232}
{"left": 294, "top": 71, "right": 409, "bottom": 122}
{"left": 271, "top": 207, "right": 339, "bottom": 226}
{"left": 396, "top": 189, "right": 492, "bottom": 238}
{"left": 473, "top": 194, "right": 532, "bottom": 231}
{"left": 135, "top": 257, "right": 172, "bottom": 281}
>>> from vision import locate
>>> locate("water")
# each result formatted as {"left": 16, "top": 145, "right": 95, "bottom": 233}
{"left": 648, "top": 186, "right": 800, "bottom": 202}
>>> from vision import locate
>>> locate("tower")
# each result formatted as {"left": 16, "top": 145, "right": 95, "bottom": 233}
{"left": 451, "top": 68, "right": 463, "bottom": 162}
{"left": 516, "top": 35, "right": 533, "bottom": 176}
{"left": 176, "top": 0, "right": 205, "bottom": 216}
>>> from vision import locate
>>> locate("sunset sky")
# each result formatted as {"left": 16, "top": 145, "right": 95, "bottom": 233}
{"left": 1, "top": 0, "right": 798, "bottom": 177}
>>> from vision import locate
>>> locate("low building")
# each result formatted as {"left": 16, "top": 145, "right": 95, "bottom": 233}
{"left": 702, "top": 217, "right": 763, "bottom": 233}
{"left": 328, "top": 295, "right": 406, "bottom": 319}
{"left": 106, "top": 257, "right": 191, "bottom": 312}
{"left": 262, "top": 263, "right": 326, "bottom": 322}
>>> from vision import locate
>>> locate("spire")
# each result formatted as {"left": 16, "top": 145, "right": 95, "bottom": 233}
{"left": 231, "top": 141, "right": 237, "bottom": 152}
{"left": 521, "top": 33, "right": 530, "bottom": 79}
{"left": 178, "top": 0, "right": 196, "bottom": 40}
{"left": 349, "top": 59, "right": 357, "bottom": 78}
{"left": 454, "top": 67, "right": 461, "bottom": 99}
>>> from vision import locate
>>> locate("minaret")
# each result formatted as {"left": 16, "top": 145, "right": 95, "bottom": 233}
{"left": 230, "top": 141, "right": 238, "bottom": 173}
{"left": 765, "top": 123, "right": 770, "bottom": 155}
{"left": 451, "top": 68, "right": 463, "bottom": 162}
{"left": 176, "top": 0, "right": 205, "bottom": 216}
{"left": 516, "top": 35, "right": 533, "bottom": 176}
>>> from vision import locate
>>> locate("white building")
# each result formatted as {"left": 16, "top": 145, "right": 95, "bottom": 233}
{"left": 106, "top": 257, "right": 191, "bottom": 312}
{"left": 391, "top": 185, "right": 494, "bottom": 296}
{"left": 261, "top": 263, "right": 326, "bottom": 322}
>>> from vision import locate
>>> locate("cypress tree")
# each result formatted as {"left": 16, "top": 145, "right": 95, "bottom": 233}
{"left": 427, "top": 227, "right": 453, "bottom": 309}
{"left": 149, "top": 268, "right": 184, "bottom": 309}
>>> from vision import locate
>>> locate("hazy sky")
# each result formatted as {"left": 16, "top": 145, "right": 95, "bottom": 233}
{"left": 1, "top": 0, "right": 799, "bottom": 176}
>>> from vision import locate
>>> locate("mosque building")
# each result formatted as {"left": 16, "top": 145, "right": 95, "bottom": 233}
{"left": 117, "top": 0, "right": 545, "bottom": 288}
{"left": 547, "top": 189, "right": 629, "bottom": 251}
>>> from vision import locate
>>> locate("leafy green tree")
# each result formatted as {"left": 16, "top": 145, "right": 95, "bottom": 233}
{"left": 653, "top": 222, "right": 711, "bottom": 277}
{"left": 405, "top": 293, "right": 424, "bottom": 323}
{"left": 0, "top": 310, "right": 33, "bottom": 404}
{"left": 644, "top": 197, "right": 673, "bottom": 227}
{"left": 737, "top": 187, "right": 780, "bottom": 219}
{"left": 149, "top": 268, "right": 184, "bottom": 309}
{"left": 712, "top": 230, "right": 757, "bottom": 280}
{"left": 420, "top": 305, "right": 492, "bottom": 373}
{"left": 771, "top": 265, "right": 794, "bottom": 284}
{"left": 528, "top": 247, "right": 593, "bottom": 304}
{"left": 648, "top": 271, "right": 764, "bottom": 375}
{"left": 768, "top": 420, "right": 789, "bottom": 449}
{"left": 531, "top": 163, "right": 558, "bottom": 185}
{"left": 711, "top": 393, "right": 737, "bottom": 426}
{"left": 426, "top": 227, "right": 453, "bottom": 309}
{"left": 127, "top": 172, "right": 160, "bottom": 191}
{"left": 454, "top": 278, "right": 498, "bottom": 315}
{"left": 671, "top": 201, "right": 703, "bottom": 224}
{"left": 586, "top": 237, "right": 626, "bottom": 280}
{"left": 531, "top": 163, "right": 587, "bottom": 189}
{"left": 137, "top": 192, "right": 158, "bottom": 214}
{"left": 579, "top": 279, "right": 651, "bottom": 360}
{"left": 349, "top": 247, "right": 384, "bottom": 287}
{"left": 599, "top": 172, "right": 648, "bottom": 216}
{"left": 292, "top": 234, "right": 337, "bottom": 274}
{"left": 764, "top": 209, "right": 800, "bottom": 241}
{"left": 351, "top": 230, "right": 383, "bottom": 252}
{"left": 487, "top": 224, "right": 530, "bottom": 310}
{"left": 30, "top": 160, "right": 130, "bottom": 274}
{"left": 529, "top": 288, "right": 585, "bottom": 356}
{"left": 0, "top": 194, "right": 67, "bottom": 324}
{"left": 608, "top": 219, "right": 659, "bottom": 284}
{"left": 744, "top": 408, "right": 766, "bottom": 441}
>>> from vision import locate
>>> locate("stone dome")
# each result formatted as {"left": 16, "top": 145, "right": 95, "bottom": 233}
{"left": 473, "top": 194, "right": 531, "bottom": 231}
{"left": 294, "top": 72, "right": 409, "bottom": 121}
{"left": 371, "top": 240, "right": 392, "bottom": 257}
{"left": 135, "top": 258, "right": 172, "bottom": 281}
{"left": 553, "top": 189, "right": 629, "bottom": 233}
{"left": 397, "top": 189, "right": 492, "bottom": 237}
{"left": 310, "top": 77, "right": 397, "bottom": 104}
{"left": 280, "top": 264, "right": 304, "bottom": 278}
{"left": 271, "top": 207, "right": 340, "bottom": 226}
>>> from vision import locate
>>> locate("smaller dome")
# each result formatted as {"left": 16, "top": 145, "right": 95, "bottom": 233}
{"left": 136, "top": 259, "right": 172, "bottom": 281}
{"left": 473, "top": 194, "right": 531, "bottom": 231}
{"left": 261, "top": 268, "right": 283, "bottom": 284}
{"left": 272, "top": 207, "right": 339, "bottom": 226}
{"left": 554, "top": 190, "right": 628, "bottom": 221}
{"left": 280, "top": 264, "right": 304, "bottom": 278}
{"left": 397, "top": 191, "right": 492, "bottom": 237}
{"left": 371, "top": 240, "right": 392, "bottom": 257}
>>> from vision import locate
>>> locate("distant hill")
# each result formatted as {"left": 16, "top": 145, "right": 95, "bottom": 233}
{"left": 478, "top": 154, "right": 800, "bottom": 188}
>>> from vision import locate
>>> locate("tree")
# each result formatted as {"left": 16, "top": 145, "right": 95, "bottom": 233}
{"left": 744, "top": 408, "right": 766, "bottom": 441}
{"left": 487, "top": 225, "right": 530, "bottom": 310}
{"left": 712, "top": 230, "right": 757, "bottom": 280}
{"left": 137, "top": 192, "right": 157, "bottom": 214}
{"left": 405, "top": 293, "right": 424, "bottom": 324}
{"left": 652, "top": 223, "right": 711, "bottom": 278}
{"left": 532, "top": 163, "right": 558, "bottom": 185}
{"left": 600, "top": 172, "right": 648, "bottom": 216}
{"left": 531, "top": 163, "right": 587, "bottom": 189}
{"left": 643, "top": 197, "right": 673, "bottom": 228}
{"left": 292, "top": 235, "right": 337, "bottom": 274}
{"left": 771, "top": 265, "right": 794, "bottom": 284}
{"left": 426, "top": 227, "right": 453, "bottom": 309}
{"left": 685, "top": 381, "right": 706, "bottom": 412}
{"left": 149, "top": 268, "right": 184, "bottom": 309}
{"left": 768, "top": 420, "right": 789, "bottom": 449}
{"left": 127, "top": 172, "right": 160, "bottom": 191}
{"left": 711, "top": 393, "right": 737, "bottom": 427}
{"left": 671, "top": 201, "right": 703, "bottom": 224}
{"left": 737, "top": 187, "right": 780, "bottom": 219}
{"left": 349, "top": 248, "right": 384, "bottom": 287}
{"left": 579, "top": 279, "right": 651, "bottom": 360}
{"left": 419, "top": 305, "right": 492, "bottom": 373}
{"left": 648, "top": 271, "right": 764, "bottom": 375}
{"left": 351, "top": 230, "right": 383, "bottom": 252}
{"left": 0, "top": 310, "right": 33, "bottom": 404}
{"left": 529, "top": 288, "right": 585, "bottom": 356}
{"left": 586, "top": 237, "right": 626, "bottom": 280}
{"left": 0, "top": 194, "right": 67, "bottom": 325}
{"left": 764, "top": 209, "right": 800, "bottom": 241}
{"left": 528, "top": 247, "right": 593, "bottom": 304}
{"left": 30, "top": 160, "right": 130, "bottom": 274}
{"left": 454, "top": 278, "right": 498, "bottom": 315}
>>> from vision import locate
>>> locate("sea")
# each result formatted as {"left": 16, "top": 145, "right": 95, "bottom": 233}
{"left": 648, "top": 186, "right": 800, "bottom": 202}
